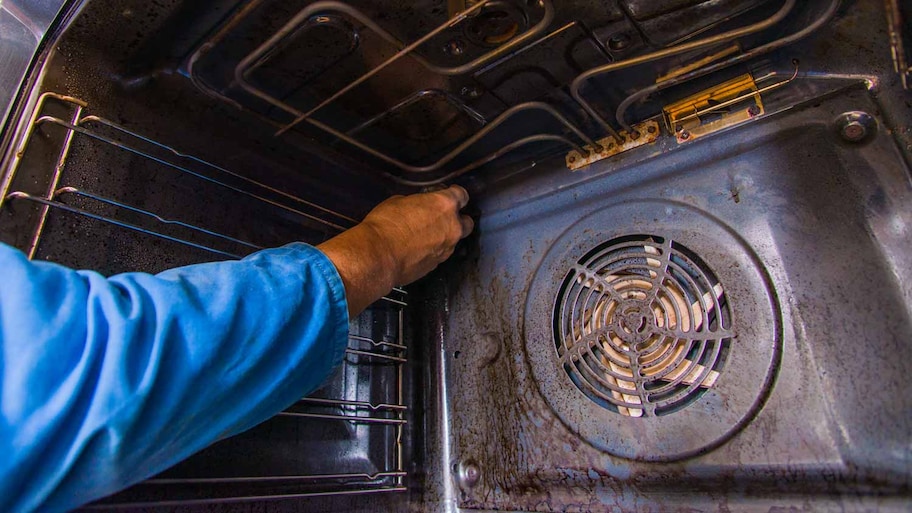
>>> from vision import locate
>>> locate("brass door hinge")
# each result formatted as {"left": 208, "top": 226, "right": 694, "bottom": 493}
{"left": 663, "top": 64, "right": 799, "bottom": 144}
{"left": 664, "top": 73, "right": 763, "bottom": 144}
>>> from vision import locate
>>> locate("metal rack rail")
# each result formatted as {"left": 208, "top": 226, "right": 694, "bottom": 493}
{"left": 0, "top": 92, "right": 410, "bottom": 502}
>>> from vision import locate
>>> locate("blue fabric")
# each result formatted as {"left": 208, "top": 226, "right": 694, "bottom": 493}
{"left": 0, "top": 241, "right": 349, "bottom": 513}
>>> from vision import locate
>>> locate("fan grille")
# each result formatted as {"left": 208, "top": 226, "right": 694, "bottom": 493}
{"left": 553, "top": 235, "right": 733, "bottom": 417}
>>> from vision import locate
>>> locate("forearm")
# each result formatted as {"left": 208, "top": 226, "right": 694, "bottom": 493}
{"left": 317, "top": 222, "right": 398, "bottom": 318}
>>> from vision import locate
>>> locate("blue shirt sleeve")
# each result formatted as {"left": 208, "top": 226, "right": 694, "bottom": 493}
{"left": 0, "top": 241, "right": 349, "bottom": 513}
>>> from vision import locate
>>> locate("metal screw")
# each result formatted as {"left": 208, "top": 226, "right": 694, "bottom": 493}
{"left": 680, "top": 131, "right": 691, "bottom": 140}
{"left": 674, "top": 124, "right": 684, "bottom": 133}
{"left": 608, "top": 33, "right": 632, "bottom": 51}
{"left": 457, "top": 460, "right": 481, "bottom": 488}
{"left": 568, "top": 155, "right": 576, "bottom": 163}
{"left": 647, "top": 125, "right": 657, "bottom": 134}
{"left": 747, "top": 105, "right": 761, "bottom": 117}
{"left": 835, "top": 111, "right": 875, "bottom": 143}
{"left": 444, "top": 39, "right": 465, "bottom": 56}
{"left": 841, "top": 120, "right": 866, "bottom": 142}
{"left": 629, "top": 131, "right": 641, "bottom": 140}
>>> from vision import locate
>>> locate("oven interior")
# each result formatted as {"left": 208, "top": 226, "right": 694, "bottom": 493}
{"left": 1, "top": 0, "right": 911, "bottom": 511}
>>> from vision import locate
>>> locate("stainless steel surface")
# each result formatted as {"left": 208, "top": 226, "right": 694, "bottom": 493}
{"left": 441, "top": 84, "right": 912, "bottom": 510}
{"left": 0, "top": 0, "right": 67, "bottom": 129}
{"left": 1, "top": 0, "right": 911, "bottom": 511}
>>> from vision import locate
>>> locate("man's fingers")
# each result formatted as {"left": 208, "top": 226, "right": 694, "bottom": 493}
{"left": 445, "top": 185, "right": 470, "bottom": 209}
{"left": 459, "top": 214, "right": 475, "bottom": 239}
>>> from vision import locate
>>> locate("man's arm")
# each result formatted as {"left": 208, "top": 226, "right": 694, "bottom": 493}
{"left": 0, "top": 186, "right": 472, "bottom": 513}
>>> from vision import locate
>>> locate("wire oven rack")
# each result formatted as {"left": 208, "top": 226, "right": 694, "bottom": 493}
{"left": 0, "top": 92, "right": 410, "bottom": 505}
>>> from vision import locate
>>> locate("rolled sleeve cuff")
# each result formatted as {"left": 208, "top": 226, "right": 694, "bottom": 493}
{"left": 288, "top": 243, "right": 349, "bottom": 372}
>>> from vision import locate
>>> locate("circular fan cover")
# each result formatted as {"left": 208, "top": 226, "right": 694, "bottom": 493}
{"left": 554, "top": 235, "right": 731, "bottom": 418}
{"left": 524, "top": 201, "right": 780, "bottom": 461}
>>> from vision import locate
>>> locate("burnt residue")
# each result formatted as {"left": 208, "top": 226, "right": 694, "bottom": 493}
{"left": 449, "top": 247, "right": 533, "bottom": 501}
{"left": 435, "top": 70, "right": 912, "bottom": 510}
{"left": 6, "top": 0, "right": 912, "bottom": 510}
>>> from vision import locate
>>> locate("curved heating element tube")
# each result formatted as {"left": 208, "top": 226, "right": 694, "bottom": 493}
{"left": 570, "top": 0, "right": 797, "bottom": 139}
{"left": 248, "top": 0, "right": 556, "bottom": 135}
{"left": 614, "top": 0, "right": 840, "bottom": 132}
{"left": 192, "top": 68, "right": 590, "bottom": 184}
{"left": 232, "top": 74, "right": 597, "bottom": 175}
{"left": 200, "top": 0, "right": 556, "bottom": 84}
{"left": 187, "top": 1, "right": 552, "bottom": 113}
{"left": 266, "top": 0, "right": 490, "bottom": 136}
{"left": 186, "top": 0, "right": 578, "bottom": 182}
{"left": 393, "top": 134, "right": 580, "bottom": 187}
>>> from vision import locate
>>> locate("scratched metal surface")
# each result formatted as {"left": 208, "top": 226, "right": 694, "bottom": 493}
{"left": 438, "top": 84, "right": 912, "bottom": 510}
{"left": 427, "top": 4, "right": 912, "bottom": 510}
{"left": 2, "top": 0, "right": 912, "bottom": 511}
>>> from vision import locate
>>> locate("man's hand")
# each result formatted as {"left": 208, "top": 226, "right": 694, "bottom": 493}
{"left": 318, "top": 186, "right": 474, "bottom": 317}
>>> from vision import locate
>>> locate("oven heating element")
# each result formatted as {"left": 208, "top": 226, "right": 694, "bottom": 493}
{"left": 183, "top": 0, "right": 836, "bottom": 185}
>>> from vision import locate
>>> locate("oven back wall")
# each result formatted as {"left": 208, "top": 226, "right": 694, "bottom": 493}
{"left": 439, "top": 86, "right": 912, "bottom": 511}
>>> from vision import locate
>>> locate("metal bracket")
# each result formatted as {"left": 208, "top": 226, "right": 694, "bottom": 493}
{"left": 565, "top": 119, "right": 660, "bottom": 171}
{"left": 663, "top": 66, "right": 798, "bottom": 144}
